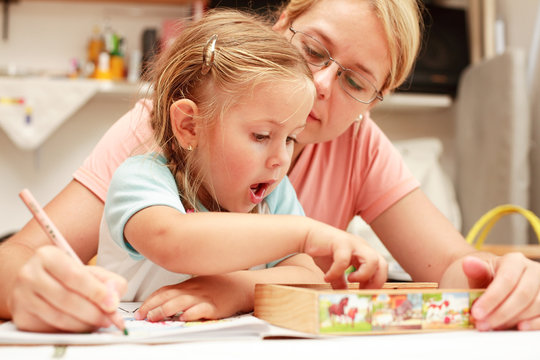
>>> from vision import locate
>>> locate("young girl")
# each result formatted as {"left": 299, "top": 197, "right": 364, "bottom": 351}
{"left": 96, "top": 9, "right": 386, "bottom": 314}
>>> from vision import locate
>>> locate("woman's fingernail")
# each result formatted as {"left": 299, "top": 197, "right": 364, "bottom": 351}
{"left": 519, "top": 321, "right": 530, "bottom": 331}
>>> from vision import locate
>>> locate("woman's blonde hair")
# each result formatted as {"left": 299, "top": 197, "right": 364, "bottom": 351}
{"left": 148, "top": 9, "right": 313, "bottom": 211}
{"left": 278, "top": 0, "right": 424, "bottom": 91}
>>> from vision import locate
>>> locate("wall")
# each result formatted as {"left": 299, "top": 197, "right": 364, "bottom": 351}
{"left": 0, "top": 94, "right": 134, "bottom": 237}
{"left": 1, "top": 1, "right": 190, "bottom": 75}
{"left": 0, "top": 1, "right": 190, "bottom": 237}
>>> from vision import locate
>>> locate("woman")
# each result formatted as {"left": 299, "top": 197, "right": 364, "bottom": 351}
{"left": 2, "top": 0, "right": 539, "bottom": 332}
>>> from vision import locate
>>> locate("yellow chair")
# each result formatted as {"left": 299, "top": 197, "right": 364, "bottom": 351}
{"left": 466, "top": 204, "right": 540, "bottom": 260}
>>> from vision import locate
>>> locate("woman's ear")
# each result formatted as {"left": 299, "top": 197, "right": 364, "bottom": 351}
{"left": 272, "top": 11, "right": 290, "bottom": 33}
{"left": 170, "top": 99, "right": 199, "bottom": 150}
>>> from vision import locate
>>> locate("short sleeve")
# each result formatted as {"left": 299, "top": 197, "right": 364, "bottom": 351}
{"left": 104, "top": 154, "right": 185, "bottom": 259}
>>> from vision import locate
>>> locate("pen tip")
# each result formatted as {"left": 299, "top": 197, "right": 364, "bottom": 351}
{"left": 123, "top": 327, "right": 129, "bottom": 336}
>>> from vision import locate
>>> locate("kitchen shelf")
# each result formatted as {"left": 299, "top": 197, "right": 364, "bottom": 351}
{"left": 0, "top": 77, "right": 150, "bottom": 150}
{"left": 92, "top": 81, "right": 453, "bottom": 110}
{"left": 377, "top": 93, "right": 453, "bottom": 111}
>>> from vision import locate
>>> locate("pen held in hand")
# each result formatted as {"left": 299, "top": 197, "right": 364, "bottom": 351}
{"left": 18, "top": 188, "right": 128, "bottom": 336}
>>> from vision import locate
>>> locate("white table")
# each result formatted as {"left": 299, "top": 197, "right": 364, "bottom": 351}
{"left": 1, "top": 330, "right": 538, "bottom": 360}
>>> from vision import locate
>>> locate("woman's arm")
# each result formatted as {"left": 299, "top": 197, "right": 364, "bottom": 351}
{"left": 0, "top": 180, "right": 126, "bottom": 332}
{"left": 1, "top": 100, "right": 153, "bottom": 330}
{"left": 134, "top": 253, "right": 325, "bottom": 321}
{"left": 371, "top": 188, "right": 540, "bottom": 330}
{"left": 125, "top": 205, "right": 387, "bottom": 289}
{"left": 370, "top": 188, "right": 471, "bottom": 282}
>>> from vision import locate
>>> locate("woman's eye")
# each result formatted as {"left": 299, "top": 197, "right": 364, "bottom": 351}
{"left": 343, "top": 73, "right": 366, "bottom": 92}
{"left": 302, "top": 43, "right": 325, "bottom": 62}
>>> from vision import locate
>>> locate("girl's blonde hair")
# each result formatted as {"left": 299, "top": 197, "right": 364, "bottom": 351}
{"left": 278, "top": 0, "right": 424, "bottom": 92}
{"left": 148, "top": 9, "right": 314, "bottom": 211}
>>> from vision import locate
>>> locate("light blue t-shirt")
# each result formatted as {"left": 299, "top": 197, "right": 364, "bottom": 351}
{"left": 97, "top": 154, "right": 304, "bottom": 301}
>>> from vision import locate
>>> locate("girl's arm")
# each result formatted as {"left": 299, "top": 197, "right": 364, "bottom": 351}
{"left": 134, "top": 253, "right": 324, "bottom": 321}
{"left": 125, "top": 205, "right": 387, "bottom": 289}
{"left": 371, "top": 188, "right": 540, "bottom": 331}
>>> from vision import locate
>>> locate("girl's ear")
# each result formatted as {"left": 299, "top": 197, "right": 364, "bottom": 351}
{"left": 170, "top": 99, "right": 199, "bottom": 150}
{"left": 272, "top": 10, "right": 290, "bottom": 33}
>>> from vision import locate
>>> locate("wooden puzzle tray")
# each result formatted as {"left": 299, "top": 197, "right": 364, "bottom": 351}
{"left": 254, "top": 283, "right": 484, "bottom": 335}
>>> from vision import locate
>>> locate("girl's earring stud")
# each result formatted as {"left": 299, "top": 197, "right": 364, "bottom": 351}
{"left": 187, "top": 145, "right": 193, "bottom": 151}
{"left": 355, "top": 114, "right": 364, "bottom": 123}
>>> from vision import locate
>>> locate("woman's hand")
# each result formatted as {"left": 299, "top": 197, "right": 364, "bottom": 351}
{"left": 8, "top": 245, "right": 127, "bottom": 333}
{"left": 135, "top": 274, "right": 251, "bottom": 322}
{"left": 462, "top": 254, "right": 540, "bottom": 331}
{"left": 302, "top": 222, "right": 387, "bottom": 290}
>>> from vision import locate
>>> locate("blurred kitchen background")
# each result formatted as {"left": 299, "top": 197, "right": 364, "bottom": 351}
{"left": 1, "top": 0, "right": 539, "bottom": 258}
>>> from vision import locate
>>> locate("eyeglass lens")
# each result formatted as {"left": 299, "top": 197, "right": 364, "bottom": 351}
{"left": 290, "top": 30, "right": 379, "bottom": 103}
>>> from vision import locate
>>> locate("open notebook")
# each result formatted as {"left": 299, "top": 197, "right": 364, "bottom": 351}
{"left": 0, "top": 302, "right": 311, "bottom": 345}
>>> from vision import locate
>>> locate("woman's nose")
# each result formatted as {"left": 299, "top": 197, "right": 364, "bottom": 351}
{"left": 312, "top": 62, "right": 339, "bottom": 100}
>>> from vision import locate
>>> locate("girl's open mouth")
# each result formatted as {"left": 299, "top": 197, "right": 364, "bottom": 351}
{"left": 249, "top": 182, "right": 269, "bottom": 204}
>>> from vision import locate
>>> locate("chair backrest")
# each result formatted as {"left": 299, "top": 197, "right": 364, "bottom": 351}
{"left": 455, "top": 49, "right": 531, "bottom": 245}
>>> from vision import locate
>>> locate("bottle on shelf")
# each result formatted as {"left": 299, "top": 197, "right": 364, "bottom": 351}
{"left": 87, "top": 26, "right": 105, "bottom": 78}
{"left": 95, "top": 51, "right": 112, "bottom": 80}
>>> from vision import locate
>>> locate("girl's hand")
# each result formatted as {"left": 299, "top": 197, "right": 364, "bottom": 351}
{"left": 462, "top": 254, "right": 540, "bottom": 330}
{"left": 8, "top": 245, "right": 127, "bottom": 333}
{"left": 135, "top": 274, "right": 250, "bottom": 322}
{"left": 136, "top": 254, "right": 324, "bottom": 322}
{"left": 302, "top": 222, "right": 387, "bottom": 290}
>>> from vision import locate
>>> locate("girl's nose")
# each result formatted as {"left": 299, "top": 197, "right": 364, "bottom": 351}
{"left": 267, "top": 143, "right": 291, "bottom": 169}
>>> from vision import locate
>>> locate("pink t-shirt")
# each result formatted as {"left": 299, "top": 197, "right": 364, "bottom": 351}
{"left": 74, "top": 100, "right": 419, "bottom": 229}
{"left": 74, "top": 100, "right": 154, "bottom": 201}
{"left": 288, "top": 118, "right": 419, "bottom": 229}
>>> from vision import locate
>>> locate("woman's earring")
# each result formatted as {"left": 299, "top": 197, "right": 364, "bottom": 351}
{"left": 187, "top": 145, "right": 193, "bottom": 151}
{"left": 355, "top": 114, "right": 364, "bottom": 123}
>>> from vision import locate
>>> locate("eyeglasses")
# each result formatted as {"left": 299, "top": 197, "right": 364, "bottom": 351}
{"left": 289, "top": 26, "right": 383, "bottom": 104}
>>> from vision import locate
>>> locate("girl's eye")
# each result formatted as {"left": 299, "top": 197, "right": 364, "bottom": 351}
{"left": 253, "top": 133, "right": 269, "bottom": 142}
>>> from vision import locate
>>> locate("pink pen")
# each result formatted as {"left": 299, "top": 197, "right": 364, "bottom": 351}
{"left": 18, "top": 188, "right": 128, "bottom": 335}
{"left": 19, "top": 189, "right": 82, "bottom": 264}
